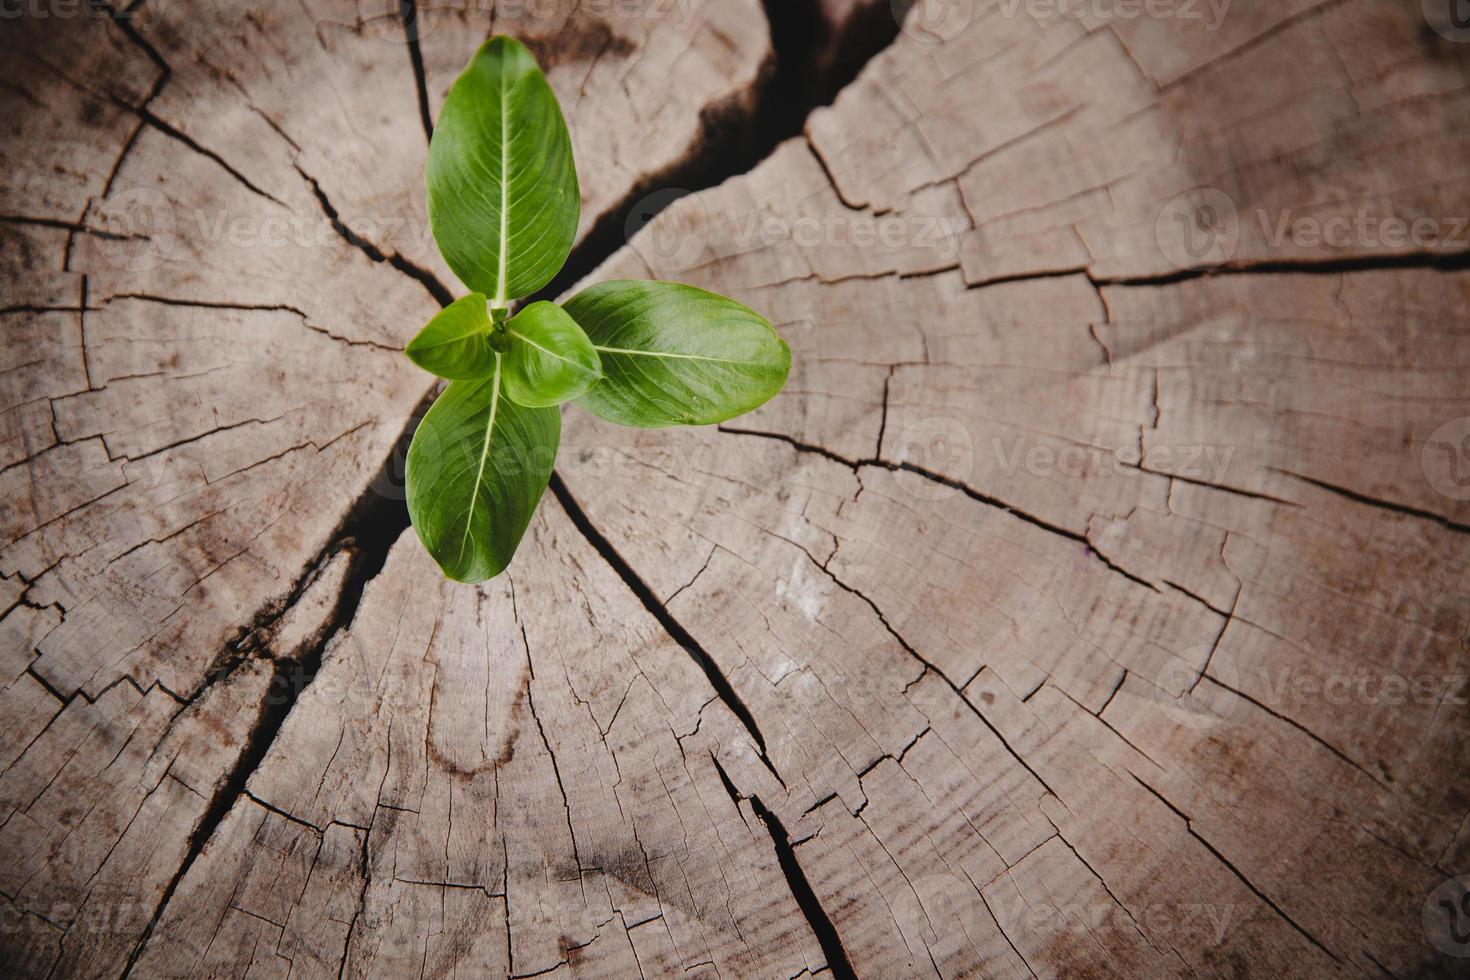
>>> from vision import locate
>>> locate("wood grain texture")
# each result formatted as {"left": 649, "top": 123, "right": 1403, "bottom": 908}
{"left": 0, "top": 2, "right": 773, "bottom": 975}
{"left": 3, "top": 0, "right": 1469, "bottom": 976}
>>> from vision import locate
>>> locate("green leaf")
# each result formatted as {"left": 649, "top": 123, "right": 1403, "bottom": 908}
{"left": 502, "top": 301, "right": 601, "bottom": 407}
{"left": 427, "top": 36, "right": 579, "bottom": 305}
{"left": 405, "top": 357, "right": 560, "bottom": 583}
{"left": 404, "top": 293, "right": 500, "bottom": 380}
{"left": 564, "top": 280, "right": 791, "bottom": 427}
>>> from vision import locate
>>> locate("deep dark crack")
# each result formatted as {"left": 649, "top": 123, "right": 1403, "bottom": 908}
{"left": 521, "top": 0, "right": 903, "bottom": 309}
{"left": 749, "top": 791, "right": 858, "bottom": 980}
{"left": 400, "top": 0, "right": 434, "bottom": 142}
{"left": 118, "top": 412, "right": 419, "bottom": 977}
{"left": 548, "top": 474, "right": 786, "bottom": 788}
{"left": 64, "top": 3, "right": 925, "bottom": 973}
{"left": 296, "top": 165, "right": 454, "bottom": 306}
{"left": 1271, "top": 468, "right": 1470, "bottom": 536}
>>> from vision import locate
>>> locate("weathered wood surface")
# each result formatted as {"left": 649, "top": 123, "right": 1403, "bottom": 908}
{"left": 4, "top": 0, "right": 1470, "bottom": 977}
{"left": 1, "top": 1, "right": 773, "bottom": 975}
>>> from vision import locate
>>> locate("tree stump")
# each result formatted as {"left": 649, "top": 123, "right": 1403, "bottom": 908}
{"left": 3, "top": 1, "right": 1469, "bottom": 977}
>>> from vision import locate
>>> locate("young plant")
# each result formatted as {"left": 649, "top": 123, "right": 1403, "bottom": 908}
{"left": 405, "top": 36, "right": 790, "bottom": 583}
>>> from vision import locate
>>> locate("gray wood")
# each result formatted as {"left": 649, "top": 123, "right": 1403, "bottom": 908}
{"left": 3, "top": 0, "right": 1468, "bottom": 976}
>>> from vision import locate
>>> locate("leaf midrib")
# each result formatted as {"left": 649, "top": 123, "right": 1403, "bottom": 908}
{"left": 411, "top": 318, "right": 485, "bottom": 350}
{"left": 493, "top": 50, "right": 510, "bottom": 307}
{"left": 511, "top": 328, "right": 590, "bottom": 370}
{"left": 457, "top": 355, "right": 501, "bottom": 567}
{"left": 594, "top": 345, "right": 755, "bottom": 366}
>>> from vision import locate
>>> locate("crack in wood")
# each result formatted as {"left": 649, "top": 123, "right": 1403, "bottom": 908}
{"left": 132, "top": 105, "right": 284, "bottom": 207}
{"left": 99, "top": 291, "right": 404, "bottom": 353}
{"left": 717, "top": 423, "right": 1164, "bottom": 592}
{"left": 548, "top": 474, "right": 786, "bottom": 788}
{"left": 295, "top": 165, "right": 455, "bottom": 307}
{"left": 965, "top": 248, "right": 1470, "bottom": 293}
{"left": 0, "top": 2, "right": 936, "bottom": 974}
{"left": 14, "top": 0, "right": 1461, "bottom": 974}
{"left": 116, "top": 422, "right": 419, "bottom": 972}
{"left": 399, "top": 0, "right": 434, "bottom": 142}
{"left": 707, "top": 748, "right": 858, "bottom": 980}
{"left": 1127, "top": 772, "right": 1342, "bottom": 965}
{"left": 1271, "top": 467, "right": 1470, "bottom": 536}
{"left": 748, "top": 792, "right": 858, "bottom": 980}
{"left": 519, "top": 0, "right": 902, "bottom": 312}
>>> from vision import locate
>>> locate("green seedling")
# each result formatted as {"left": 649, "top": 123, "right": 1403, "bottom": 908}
{"left": 406, "top": 36, "right": 790, "bottom": 582}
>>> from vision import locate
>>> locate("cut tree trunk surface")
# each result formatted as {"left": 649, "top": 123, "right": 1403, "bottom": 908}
{"left": 2, "top": 1, "right": 1468, "bottom": 977}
